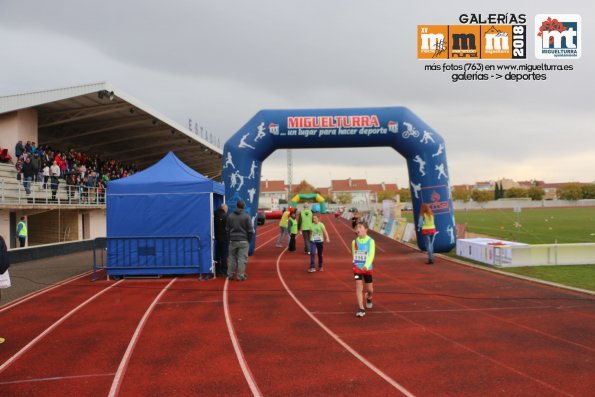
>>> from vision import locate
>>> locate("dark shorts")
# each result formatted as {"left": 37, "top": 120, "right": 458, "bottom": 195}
{"left": 354, "top": 273, "right": 373, "bottom": 283}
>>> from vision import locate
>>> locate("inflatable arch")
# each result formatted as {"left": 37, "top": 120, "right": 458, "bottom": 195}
{"left": 291, "top": 193, "right": 327, "bottom": 214}
{"left": 222, "top": 107, "right": 456, "bottom": 254}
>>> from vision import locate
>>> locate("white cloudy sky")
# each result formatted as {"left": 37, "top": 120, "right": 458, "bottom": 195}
{"left": 1, "top": 0, "right": 593, "bottom": 188}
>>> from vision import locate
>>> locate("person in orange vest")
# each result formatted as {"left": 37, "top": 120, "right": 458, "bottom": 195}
{"left": 417, "top": 204, "right": 436, "bottom": 264}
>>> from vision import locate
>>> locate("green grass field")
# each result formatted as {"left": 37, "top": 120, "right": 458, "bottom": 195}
{"left": 401, "top": 207, "right": 595, "bottom": 291}
{"left": 454, "top": 207, "right": 595, "bottom": 244}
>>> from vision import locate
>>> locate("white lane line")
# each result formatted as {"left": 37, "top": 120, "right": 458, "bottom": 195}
{"left": 0, "top": 270, "right": 95, "bottom": 313}
{"left": 108, "top": 278, "right": 177, "bottom": 397}
{"left": 332, "top": 216, "right": 575, "bottom": 396}
{"left": 223, "top": 278, "right": 262, "bottom": 397}
{"left": 0, "top": 279, "right": 124, "bottom": 375}
{"left": 255, "top": 234, "right": 279, "bottom": 251}
{"left": 157, "top": 300, "right": 223, "bottom": 305}
{"left": 311, "top": 305, "right": 579, "bottom": 315}
{"left": 275, "top": 248, "right": 415, "bottom": 397}
{"left": 0, "top": 372, "right": 115, "bottom": 385}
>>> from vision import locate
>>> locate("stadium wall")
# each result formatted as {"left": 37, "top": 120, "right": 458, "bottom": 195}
{"left": 0, "top": 109, "right": 38, "bottom": 154}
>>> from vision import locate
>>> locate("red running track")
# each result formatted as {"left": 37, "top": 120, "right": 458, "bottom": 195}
{"left": 0, "top": 216, "right": 593, "bottom": 396}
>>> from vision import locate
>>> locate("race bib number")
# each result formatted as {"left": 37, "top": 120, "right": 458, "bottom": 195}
{"left": 313, "top": 233, "right": 323, "bottom": 242}
{"left": 354, "top": 250, "right": 367, "bottom": 264}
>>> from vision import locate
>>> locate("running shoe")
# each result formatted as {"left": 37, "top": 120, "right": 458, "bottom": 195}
{"left": 366, "top": 298, "right": 373, "bottom": 309}
{"left": 308, "top": 268, "right": 316, "bottom": 273}
{"left": 318, "top": 267, "right": 323, "bottom": 272}
{"left": 356, "top": 309, "right": 366, "bottom": 317}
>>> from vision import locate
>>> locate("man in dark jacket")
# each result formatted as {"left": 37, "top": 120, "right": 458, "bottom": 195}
{"left": 21, "top": 156, "right": 36, "bottom": 195}
{"left": 213, "top": 203, "right": 229, "bottom": 276}
{"left": 225, "top": 200, "right": 253, "bottom": 281}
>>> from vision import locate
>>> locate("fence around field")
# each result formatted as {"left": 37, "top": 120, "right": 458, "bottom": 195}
{"left": 93, "top": 236, "right": 202, "bottom": 280}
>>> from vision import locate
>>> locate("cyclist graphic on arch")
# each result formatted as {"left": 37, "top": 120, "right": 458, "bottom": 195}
{"left": 402, "top": 122, "right": 420, "bottom": 139}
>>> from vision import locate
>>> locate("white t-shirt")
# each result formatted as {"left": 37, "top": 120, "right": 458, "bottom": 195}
{"left": 50, "top": 164, "right": 60, "bottom": 176}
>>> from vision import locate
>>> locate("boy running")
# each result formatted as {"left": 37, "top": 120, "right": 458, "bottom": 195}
{"left": 308, "top": 214, "right": 330, "bottom": 272}
{"left": 352, "top": 220, "right": 375, "bottom": 317}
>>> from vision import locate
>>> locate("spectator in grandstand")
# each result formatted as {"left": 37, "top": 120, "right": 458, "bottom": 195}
{"left": 0, "top": 148, "right": 12, "bottom": 163}
{"left": 79, "top": 163, "right": 87, "bottom": 179}
{"left": 226, "top": 200, "right": 253, "bottom": 281}
{"left": 15, "top": 140, "right": 24, "bottom": 158}
{"left": 42, "top": 162, "right": 50, "bottom": 189}
{"left": 31, "top": 142, "right": 38, "bottom": 155}
{"left": 86, "top": 170, "right": 97, "bottom": 203}
{"left": 417, "top": 203, "right": 436, "bottom": 265}
{"left": 30, "top": 152, "right": 41, "bottom": 181}
{"left": 14, "top": 157, "right": 23, "bottom": 182}
{"left": 50, "top": 160, "right": 60, "bottom": 200}
{"left": 16, "top": 217, "right": 27, "bottom": 247}
{"left": 24, "top": 141, "right": 32, "bottom": 154}
{"left": 59, "top": 154, "right": 67, "bottom": 178}
{"left": 66, "top": 170, "right": 79, "bottom": 199}
{"left": 97, "top": 177, "right": 106, "bottom": 203}
{"left": 213, "top": 203, "right": 229, "bottom": 276}
{"left": 41, "top": 147, "right": 52, "bottom": 165}
{"left": 21, "top": 156, "right": 36, "bottom": 195}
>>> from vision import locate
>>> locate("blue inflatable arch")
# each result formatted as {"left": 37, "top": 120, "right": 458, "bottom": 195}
{"left": 222, "top": 107, "right": 456, "bottom": 254}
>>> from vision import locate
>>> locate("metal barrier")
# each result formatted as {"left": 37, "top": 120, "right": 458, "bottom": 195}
{"left": 0, "top": 178, "right": 106, "bottom": 205}
{"left": 93, "top": 235, "right": 202, "bottom": 280}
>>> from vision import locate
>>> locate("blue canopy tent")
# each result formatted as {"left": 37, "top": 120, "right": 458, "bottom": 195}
{"left": 106, "top": 152, "right": 224, "bottom": 277}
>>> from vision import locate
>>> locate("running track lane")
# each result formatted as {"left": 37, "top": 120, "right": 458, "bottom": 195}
{"left": 114, "top": 278, "right": 254, "bottom": 397}
{"left": 0, "top": 271, "right": 111, "bottom": 363}
{"left": 291, "top": 216, "right": 595, "bottom": 396}
{"left": 0, "top": 279, "right": 173, "bottom": 396}
{"left": 224, "top": 223, "right": 405, "bottom": 396}
{"left": 102, "top": 223, "right": 280, "bottom": 396}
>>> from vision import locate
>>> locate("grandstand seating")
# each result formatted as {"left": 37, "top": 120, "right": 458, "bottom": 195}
{"left": 0, "top": 163, "right": 104, "bottom": 205}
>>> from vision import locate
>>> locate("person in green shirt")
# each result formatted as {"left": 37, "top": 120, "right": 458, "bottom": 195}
{"left": 276, "top": 207, "right": 291, "bottom": 248}
{"left": 288, "top": 212, "right": 298, "bottom": 252}
{"left": 299, "top": 203, "right": 313, "bottom": 254}
{"left": 308, "top": 214, "right": 330, "bottom": 272}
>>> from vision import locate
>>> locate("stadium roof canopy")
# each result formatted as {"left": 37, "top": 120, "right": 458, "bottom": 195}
{"left": 0, "top": 82, "right": 223, "bottom": 179}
